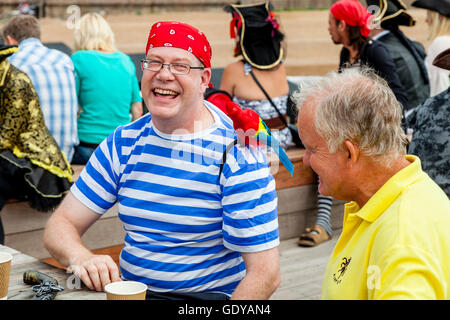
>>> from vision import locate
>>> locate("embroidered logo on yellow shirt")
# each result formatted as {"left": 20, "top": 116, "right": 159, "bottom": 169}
{"left": 333, "top": 257, "right": 351, "bottom": 284}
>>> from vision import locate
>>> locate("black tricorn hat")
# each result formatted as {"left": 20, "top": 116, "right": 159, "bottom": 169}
{"left": 411, "top": 0, "right": 450, "bottom": 17}
{"left": 433, "top": 48, "right": 450, "bottom": 70}
{"left": 225, "top": 1, "right": 284, "bottom": 69}
{"left": 366, "top": 0, "right": 415, "bottom": 27}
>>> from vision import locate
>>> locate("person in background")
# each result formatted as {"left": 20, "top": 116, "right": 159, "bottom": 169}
{"left": 412, "top": 0, "right": 450, "bottom": 96}
{"left": 43, "top": 21, "right": 280, "bottom": 300}
{"left": 329, "top": 0, "right": 408, "bottom": 111}
{"left": 0, "top": 45, "right": 72, "bottom": 245}
{"left": 221, "top": 1, "right": 335, "bottom": 247}
{"left": 296, "top": 67, "right": 450, "bottom": 299}
{"left": 71, "top": 12, "right": 143, "bottom": 165}
{"left": 408, "top": 48, "right": 450, "bottom": 197}
{"left": 367, "top": 0, "right": 430, "bottom": 114}
{"left": 220, "top": 2, "right": 292, "bottom": 149}
{"left": 2, "top": 15, "right": 78, "bottom": 162}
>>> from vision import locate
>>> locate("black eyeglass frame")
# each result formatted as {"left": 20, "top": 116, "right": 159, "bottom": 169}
{"left": 140, "top": 59, "right": 205, "bottom": 75}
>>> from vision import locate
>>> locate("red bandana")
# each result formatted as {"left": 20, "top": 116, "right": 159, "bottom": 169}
{"left": 330, "top": 0, "right": 372, "bottom": 38}
{"left": 145, "top": 21, "right": 212, "bottom": 68}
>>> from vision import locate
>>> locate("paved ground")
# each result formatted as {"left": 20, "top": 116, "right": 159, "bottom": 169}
{"left": 22, "top": 8, "right": 429, "bottom": 76}
{"left": 271, "top": 229, "right": 341, "bottom": 300}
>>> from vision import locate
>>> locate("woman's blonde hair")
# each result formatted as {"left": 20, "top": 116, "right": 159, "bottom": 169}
{"left": 73, "top": 12, "right": 117, "bottom": 52}
{"left": 294, "top": 67, "right": 408, "bottom": 166}
{"left": 427, "top": 10, "right": 450, "bottom": 42}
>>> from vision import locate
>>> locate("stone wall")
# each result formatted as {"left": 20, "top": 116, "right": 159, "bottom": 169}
{"left": 0, "top": 0, "right": 416, "bottom": 18}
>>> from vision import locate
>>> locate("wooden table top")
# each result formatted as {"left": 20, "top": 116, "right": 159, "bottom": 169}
{"left": 0, "top": 245, "right": 104, "bottom": 300}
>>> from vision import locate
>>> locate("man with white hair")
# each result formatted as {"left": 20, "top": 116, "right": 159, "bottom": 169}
{"left": 296, "top": 67, "right": 450, "bottom": 299}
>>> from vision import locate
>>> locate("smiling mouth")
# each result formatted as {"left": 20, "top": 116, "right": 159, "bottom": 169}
{"left": 153, "top": 88, "right": 179, "bottom": 98}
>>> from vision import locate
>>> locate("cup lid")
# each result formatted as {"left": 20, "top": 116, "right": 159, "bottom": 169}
{"left": 104, "top": 281, "right": 147, "bottom": 295}
{"left": 0, "top": 252, "right": 13, "bottom": 264}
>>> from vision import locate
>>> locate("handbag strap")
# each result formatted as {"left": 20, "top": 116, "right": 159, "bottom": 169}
{"left": 249, "top": 70, "right": 288, "bottom": 128}
{"left": 219, "top": 138, "right": 238, "bottom": 178}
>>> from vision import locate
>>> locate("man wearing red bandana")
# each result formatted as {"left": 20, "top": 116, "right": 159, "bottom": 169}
{"left": 44, "top": 21, "right": 280, "bottom": 300}
{"left": 142, "top": 21, "right": 214, "bottom": 134}
{"left": 328, "top": 0, "right": 408, "bottom": 114}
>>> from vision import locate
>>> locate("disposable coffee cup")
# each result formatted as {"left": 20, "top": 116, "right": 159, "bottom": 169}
{"left": 0, "top": 252, "right": 13, "bottom": 300}
{"left": 104, "top": 281, "right": 147, "bottom": 300}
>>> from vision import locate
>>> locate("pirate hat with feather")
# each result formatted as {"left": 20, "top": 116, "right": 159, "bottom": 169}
{"left": 366, "top": 0, "right": 415, "bottom": 28}
{"left": 225, "top": 1, "right": 285, "bottom": 69}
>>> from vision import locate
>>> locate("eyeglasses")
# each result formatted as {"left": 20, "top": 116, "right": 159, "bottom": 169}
{"left": 141, "top": 59, "right": 204, "bottom": 75}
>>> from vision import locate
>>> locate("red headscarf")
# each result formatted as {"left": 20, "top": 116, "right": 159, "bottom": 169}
{"left": 145, "top": 21, "right": 212, "bottom": 68}
{"left": 330, "top": 0, "right": 372, "bottom": 38}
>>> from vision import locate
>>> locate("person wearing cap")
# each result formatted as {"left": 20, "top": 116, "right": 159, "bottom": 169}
{"left": 408, "top": 48, "right": 450, "bottom": 197}
{"left": 295, "top": 66, "right": 450, "bottom": 300}
{"left": 367, "top": 0, "right": 430, "bottom": 112}
{"left": 412, "top": 0, "right": 450, "bottom": 96}
{"left": 0, "top": 45, "right": 73, "bottom": 245}
{"left": 220, "top": 2, "right": 335, "bottom": 248}
{"left": 43, "top": 21, "right": 280, "bottom": 300}
{"left": 329, "top": 0, "right": 408, "bottom": 112}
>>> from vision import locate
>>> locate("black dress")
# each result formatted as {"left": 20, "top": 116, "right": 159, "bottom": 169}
{"left": 377, "top": 31, "right": 430, "bottom": 110}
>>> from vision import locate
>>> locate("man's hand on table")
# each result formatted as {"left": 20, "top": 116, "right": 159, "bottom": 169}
{"left": 68, "top": 253, "right": 122, "bottom": 292}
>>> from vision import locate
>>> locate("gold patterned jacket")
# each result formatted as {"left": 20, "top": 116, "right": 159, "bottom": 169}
{"left": 0, "top": 57, "right": 73, "bottom": 182}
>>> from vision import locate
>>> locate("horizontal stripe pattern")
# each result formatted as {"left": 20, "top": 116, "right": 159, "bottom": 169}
{"left": 71, "top": 101, "right": 279, "bottom": 294}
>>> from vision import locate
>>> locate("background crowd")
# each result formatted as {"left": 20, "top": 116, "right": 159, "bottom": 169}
{"left": 0, "top": 0, "right": 448, "bottom": 300}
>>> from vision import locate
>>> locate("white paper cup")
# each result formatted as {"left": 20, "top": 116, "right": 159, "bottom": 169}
{"left": 104, "top": 281, "right": 147, "bottom": 300}
{"left": 0, "top": 252, "right": 13, "bottom": 300}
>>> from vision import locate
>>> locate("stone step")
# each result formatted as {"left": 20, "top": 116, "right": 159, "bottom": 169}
{"left": 0, "top": 1, "right": 337, "bottom": 17}
{"left": 0, "top": 0, "right": 416, "bottom": 17}
{"left": 2, "top": 201, "right": 124, "bottom": 260}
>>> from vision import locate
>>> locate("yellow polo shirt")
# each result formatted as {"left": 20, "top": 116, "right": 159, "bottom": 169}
{"left": 322, "top": 155, "right": 450, "bottom": 300}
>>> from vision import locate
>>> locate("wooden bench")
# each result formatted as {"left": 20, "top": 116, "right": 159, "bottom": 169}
{"left": 1, "top": 165, "right": 125, "bottom": 261}
{"left": 1, "top": 149, "right": 345, "bottom": 262}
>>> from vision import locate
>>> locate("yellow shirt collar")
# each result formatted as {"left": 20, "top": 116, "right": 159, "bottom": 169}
{"left": 345, "top": 155, "right": 426, "bottom": 222}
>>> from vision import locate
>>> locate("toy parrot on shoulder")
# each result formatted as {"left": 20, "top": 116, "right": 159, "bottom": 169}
{"left": 217, "top": 98, "right": 294, "bottom": 177}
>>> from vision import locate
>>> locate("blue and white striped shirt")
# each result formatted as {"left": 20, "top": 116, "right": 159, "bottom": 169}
{"left": 71, "top": 102, "right": 279, "bottom": 295}
{"left": 9, "top": 38, "right": 78, "bottom": 161}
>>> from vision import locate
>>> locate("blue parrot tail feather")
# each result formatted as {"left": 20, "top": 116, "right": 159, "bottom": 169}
{"left": 256, "top": 132, "right": 294, "bottom": 177}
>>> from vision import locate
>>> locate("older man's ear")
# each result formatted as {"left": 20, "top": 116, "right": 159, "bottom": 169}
{"left": 344, "top": 139, "right": 360, "bottom": 169}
